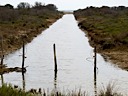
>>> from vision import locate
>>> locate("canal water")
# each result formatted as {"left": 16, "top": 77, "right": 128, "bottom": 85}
{"left": 2, "top": 14, "right": 128, "bottom": 95}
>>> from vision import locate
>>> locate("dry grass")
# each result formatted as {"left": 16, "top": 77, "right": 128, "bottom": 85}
{"left": 102, "top": 47, "right": 128, "bottom": 70}
{"left": 98, "top": 83, "right": 123, "bottom": 96}
{"left": 0, "top": 7, "right": 63, "bottom": 56}
{"left": 0, "top": 83, "right": 125, "bottom": 96}
{"left": 74, "top": 6, "right": 128, "bottom": 70}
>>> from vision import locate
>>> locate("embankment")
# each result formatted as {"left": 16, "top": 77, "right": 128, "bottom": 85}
{"left": 74, "top": 6, "right": 128, "bottom": 70}
{"left": 0, "top": 5, "right": 63, "bottom": 56}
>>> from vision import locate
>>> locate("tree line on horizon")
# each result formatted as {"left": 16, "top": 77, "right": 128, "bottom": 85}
{"left": 0, "top": 2, "right": 57, "bottom": 10}
{"left": 74, "top": 6, "right": 128, "bottom": 50}
{"left": 74, "top": 6, "right": 128, "bottom": 18}
{"left": 0, "top": 2, "right": 59, "bottom": 23}
{"left": 0, "top": 2, "right": 63, "bottom": 53}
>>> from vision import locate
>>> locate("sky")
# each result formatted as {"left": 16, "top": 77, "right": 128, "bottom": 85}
{"left": 0, "top": 0, "right": 128, "bottom": 10}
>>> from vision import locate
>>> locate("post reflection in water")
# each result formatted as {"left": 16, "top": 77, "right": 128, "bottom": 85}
{"left": 1, "top": 74, "right": 4, "bottom": 85}
{"left": 22, "top": 72, "right": 25, "bottom": 91}
{"left": 94, "top": 69, "right": 97, "bottom": 96}
{"left": 54, "top": 70, "right": 57, "bottom": 90}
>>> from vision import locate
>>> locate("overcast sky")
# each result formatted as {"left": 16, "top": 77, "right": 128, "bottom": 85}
{"left": 0, "top": 0, "right": 128, "bottom": 10}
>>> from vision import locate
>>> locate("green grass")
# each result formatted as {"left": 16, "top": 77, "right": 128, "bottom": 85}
{"left": 74, "top": 7, "right": 128, "bottom": 50}
{"left": 0, "top": 84, "right": 33, "bottom": 96}
{"left": 0, "top": 84, "right": 124, "bottom": 96}
{"left": 0, "top": 6, "right": 63, "bottom": 55}
{"left": 98, "top": 83, "right": 123, "bottom": 96}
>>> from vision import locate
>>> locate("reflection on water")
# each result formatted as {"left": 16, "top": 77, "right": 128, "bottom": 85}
{"left": 1, "top": 74, "right": 4, "bottom": 85}
{"left": 54, "top": 70, "right": 57, "bottom": 90}
{"left": 1, "top": 14, "right": 128, "bottom": 95}
{"left": 22, "top": 72, "right": 25, "bottom": 91}
{"left": 94, "top": 47, "right": 97, "bottom": 96}
{"left": 94, "top": 68, "right": 97, "bottom": 96}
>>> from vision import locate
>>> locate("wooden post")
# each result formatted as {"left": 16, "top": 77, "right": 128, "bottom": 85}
{"left": 94, "top": 46, "right": 97, "bottom": 96}
{"left": 94, "top": 46, "right": 97, "bottom": 72}
{"left": 0, "top": 32, "right": 4, "bottom": 67}
{"left": 94, "top": 68, "right": 97, "bottom": 96}
{"left": 54, "top": 69, "right": 57, "bottom": 89}
{"left": 22, "top": 41, "right": 25, "bottom": 72}
{"left": 0, "top": 55, "right": 4, "bottom": 68}
{"left": 22, "top": 72, "right": 25, "bottom": 91}
{"left": 1, "top": 74, "right": 4, "bottom": 85}
{"left": 53, "top": 44, "right": 57, "bottom": 72}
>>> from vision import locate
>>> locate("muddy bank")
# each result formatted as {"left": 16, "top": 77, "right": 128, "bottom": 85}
{"left": 77, "top": 22, "right": 128, "bottom": 70}
{"left": 73, "top": 7, "right": 128, "bottom": 70}
{"left": 102, "top": 49, "right": 128, "bottom": 70}
{"left": 0, "top": 4, "right": 64, "bottom": 57}
{"left": 0, "top": 16, "right": 63, "bottom": 74}
{"left": 83, "top": 29, "right": 128, "bottom": 70}
{"left": 0, "top": 17, "right": 63, "bottom": 56}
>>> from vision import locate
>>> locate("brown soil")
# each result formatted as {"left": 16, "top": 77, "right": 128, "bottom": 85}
{"left": 87, "top": 32, "right": 128, "bottom": 70}
{"left": 77, "top": 20, "right": 128, "bottom": 71}
{"left": 75, "top": 20, "right": 128, "bottom": 70}
{"left": 0, "top": 17, "right": 63, "bottom": 74}
{"left": 0, "top": 18, "right": 60, "bottom": 56}
{"left": 102, "top": 50, "right": 128, "bottom": 70}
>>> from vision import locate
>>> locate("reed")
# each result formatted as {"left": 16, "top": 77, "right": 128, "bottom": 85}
{"left": 98, "top": 83, "right": 123, "bottom": 96}
{"left": 0, "top": 84, "right": 124, "bottom": 96}
{"left": 0, "top": 84, "right": 34, "bottom": 96}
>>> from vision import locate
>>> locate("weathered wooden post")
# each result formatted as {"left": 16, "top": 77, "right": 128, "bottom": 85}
{"left": 94, "top": 46, "right": 97, "bottom": 72}
{"left": 0, "top": 55, "right": 4, "bottom": 68}
{"left": 54, "top": 69, "right": 57, "bottom": 90}
{"left": 53, "top": 44, "right": 58, "bottom": 91}
{"left": 22, "top": 40, "right": 25, "bottom": 70}
{"left": 94, "top": 46, "right": 97, "bottom": 96}
{"left": 1, "top": 74, "right": 4, "bottom": 85}
{"left": 21, "top": 34, "right": 27, "bottom": 73}
{"left": 22, "top": 72, "right": 25, "bottom": 91}
{"left": 53, "top": 44, "right": 57, "bottom": 72}
{"left": 0, "top": 32, "right": 4, "bottom": 68}
{"left": 94, "top": 67, "right": 97, "bottom": 96}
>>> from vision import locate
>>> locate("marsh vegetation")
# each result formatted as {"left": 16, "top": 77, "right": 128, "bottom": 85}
{"left": 0, "top": 84, "right": 123, "bottom": 96}
{"left": 74, "top": 6, "right": 128, "bottom": 69}
{"left": 0, "top": 2, "right": 63, "bottom": 55}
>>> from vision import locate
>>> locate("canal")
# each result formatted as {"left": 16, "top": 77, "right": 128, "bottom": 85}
{"left": 3, "top": 14, "right": 128, "bottom": 95}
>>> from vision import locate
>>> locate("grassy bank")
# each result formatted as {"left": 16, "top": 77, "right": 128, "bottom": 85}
{"left": 74, "top": 6, "right": 128, "bottom": 70}
{"left": 0, "top": 84, "right": 34, "bottom": 96}
{"left": 0, "top": 84, "right": 123, "bottom": 96}
{"left": 0, "top": 2, "right": 63, "bottom": 56}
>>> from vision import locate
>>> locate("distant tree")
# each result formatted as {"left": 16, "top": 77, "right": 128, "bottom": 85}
{"left": 4, "top": 4, "right": 14, "bottom": 9}
{"left": 111, "top": 6, "right": 118, "bottom": 10}
{"left": 33, "top": 2, "right": 45, "bottom": 9}
{"left": 33, "top": 2, "right": 43, "bottom": 9}
{"left": 101, "top": 6, "right": 109, "bottom": 9}
{"left": 17, "top": 2, "right": 30, "bottom": 9}
{"left": 89, "top": 6, "right": 95, "bottom": 9}
{"left": 34, "top": 2, "right": 43, "bottom": 7}
{"left": 118, "top": 6, "right": 126, "bottom": 10}
{"left": 46, "top": 4, "right": 57, "bottom": 11}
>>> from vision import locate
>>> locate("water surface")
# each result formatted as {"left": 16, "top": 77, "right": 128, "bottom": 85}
{"left": 2, "top": 14, "right": 128, "bottom": 95}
